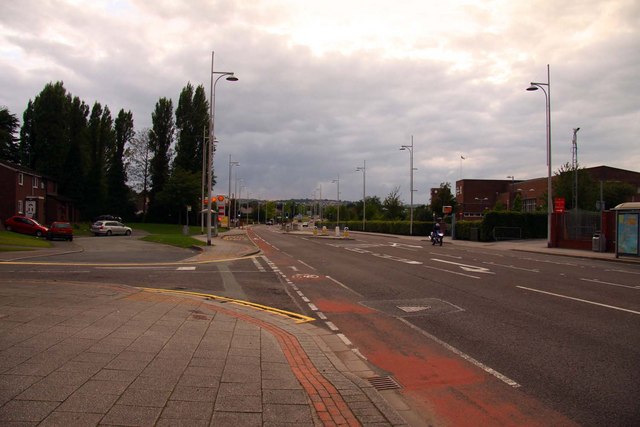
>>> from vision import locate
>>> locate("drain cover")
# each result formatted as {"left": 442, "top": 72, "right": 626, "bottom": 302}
{"left": 367, "top": 376, "right": 402, "bottom": 390}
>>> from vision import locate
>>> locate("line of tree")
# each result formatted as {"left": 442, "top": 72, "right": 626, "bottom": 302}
{"left": 1, "top": 80, "right": 211, "bottom": 223}
{"left": 237, "top": 183, "right": 457, "bottom": 225}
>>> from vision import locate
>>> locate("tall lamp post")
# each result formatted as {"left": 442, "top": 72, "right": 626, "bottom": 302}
{"left": 506, "top": 175, "right": 514, "bottom": 210}
{"left": 356, "top": 160, "right": 366, "bottom": 231}
{"left": 228, "top": 155, "right": 239, "bottom": 225}
{"left": 332, "top": 176, "right": 340, "bottom": 227}
{"left": 527, "top": 64, "right": 552, "bottom": 248}
{"left": 206, "top": 51, "right": 238, "bottom": 246}
{"left": 400, "top": 136, "right": 415, "bottom": 235}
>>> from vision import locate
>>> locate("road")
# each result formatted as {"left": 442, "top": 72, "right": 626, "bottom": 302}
{"left": 248, "top": 226, "right": 640, "bottom": 427}
{"left": 2, "top": 229, "right": 639, "bottom": 426}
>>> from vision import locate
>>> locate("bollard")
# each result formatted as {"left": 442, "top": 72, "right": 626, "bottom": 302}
{"left": 321, "top": 226, "right": 328, "bottom": 236}
{"left": 313, "top": 226, "right": 318, "bottom": 236}
{"left": 343, "top": 227, "right": 349, "bottom": 238}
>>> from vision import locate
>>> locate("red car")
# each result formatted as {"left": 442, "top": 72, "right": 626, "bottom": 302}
{"left": 46, "top": 221, "right": 74, "bottom": 241}
{"left": 4, "top": 215, "right": 48, "bottom": 237}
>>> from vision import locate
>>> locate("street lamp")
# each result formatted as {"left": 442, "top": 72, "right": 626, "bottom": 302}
{"left": 316, "top": 186, "right": 322, "bottom": 222}
{"left": 527, "top": 64, "right": 552, "bottom": 248}
{"left": 206, "top": 51, "right": 238, "bottom": 246}
{"left": 400, "top": 136, "right": 416, "bottom": 235}
{"left": 506, "top": 176, "right": 514, "bottom": 210}
{"left": 356, "top": 161, "right": 366, "bottom": 231}
{"left": 228, "top": 155, "right": 239, "bottom": 225}
{"left": 332, "top": 176, "right": 340, "bottom": 227}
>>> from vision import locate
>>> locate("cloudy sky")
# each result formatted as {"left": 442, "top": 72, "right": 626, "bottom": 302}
{"left": 2, "top": 0, "right": 638, "bottom": 203}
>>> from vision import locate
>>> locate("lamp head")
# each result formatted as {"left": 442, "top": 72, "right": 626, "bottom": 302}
{"left": 526, "top": 85, "right": 539, "bottom": 91}
{"left": 226, "top": 74, "right": 238, "bottom": 81}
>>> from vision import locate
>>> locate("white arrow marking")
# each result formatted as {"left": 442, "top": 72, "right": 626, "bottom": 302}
{"left": 398, "top": 306, "right": 431, "bottom": 313}
{"left": 389, "top": 242, "right": 423, "bottom": 249}
{"left": 431, "top": 258, "right": 494, "bottom": 274}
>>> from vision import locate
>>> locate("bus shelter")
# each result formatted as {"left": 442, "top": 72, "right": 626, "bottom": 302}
{"left": 613, "top": 202, "right": 640, "bottom": 258}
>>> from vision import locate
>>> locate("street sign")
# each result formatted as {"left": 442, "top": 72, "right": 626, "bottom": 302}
{"left": 554, "top": 197, "right": 565, "bottom": 213}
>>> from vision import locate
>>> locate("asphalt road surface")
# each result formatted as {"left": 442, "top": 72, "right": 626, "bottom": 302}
{"left": 248, "top": 226, "right": 640, "bottom": 427}
{"left": 2, "top": 229, "right": 639, "bottom": 426}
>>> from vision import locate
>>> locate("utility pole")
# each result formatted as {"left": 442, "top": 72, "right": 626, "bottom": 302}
{"left": 572, "top": 127, "right": 580, "bottom": 210}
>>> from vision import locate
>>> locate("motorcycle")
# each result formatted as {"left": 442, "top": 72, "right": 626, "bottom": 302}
{"left": 431, "top": 231, "right": 444, "bottom": 246}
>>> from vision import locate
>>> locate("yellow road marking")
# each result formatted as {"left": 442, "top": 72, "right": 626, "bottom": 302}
{"left": 138, "top": 287, "right": 315, "bottom": 324}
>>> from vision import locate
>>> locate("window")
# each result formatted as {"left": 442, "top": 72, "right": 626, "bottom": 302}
{"left": 523, "top": 198, "right": 537, "bottom": 212}
{"left": 17, "top": 200, "right": 23, "bottom": 214}
{"left": 33, "top": 176, "right": 38, "bottom": 188}
{"left": 18, "top": 173, "right": 24, "bottom": 186}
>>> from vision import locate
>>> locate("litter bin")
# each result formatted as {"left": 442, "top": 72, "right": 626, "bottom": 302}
{"left": 592, "top": 232, "right": 606, "bottom": 252}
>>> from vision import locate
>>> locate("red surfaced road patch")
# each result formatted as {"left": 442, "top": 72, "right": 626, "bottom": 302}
{"left": 315, "top": 298, "right": 377, "bottom": 314}
{"left": 324, "top": 307, "right": 577, "bottom": 427}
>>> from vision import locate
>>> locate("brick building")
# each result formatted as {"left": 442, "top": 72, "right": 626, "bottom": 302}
{"left": 0, "top": 161, "right": 79, "bottom": 226}
{"left": 454, "top": 165, "right": 640, "bottom": 220}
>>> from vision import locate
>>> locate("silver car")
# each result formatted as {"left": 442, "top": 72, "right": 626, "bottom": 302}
{"left": 91, "top": 220, "right": 132, "bottom": 236}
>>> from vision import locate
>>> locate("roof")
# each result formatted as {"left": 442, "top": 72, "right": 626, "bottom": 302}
{"left": 613, "top": 202, "right": 640, "bottom": 210}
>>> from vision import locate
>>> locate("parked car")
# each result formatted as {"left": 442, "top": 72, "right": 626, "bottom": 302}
{"left": 91, "top": 220, "right": 132, "bottom": 236}
{"left": 3, "top": 215, "right": 48, "bottom": 237}
{"left": 93, "top": 214, "right": 122, "bottom": 222}
{"left": 46, "top": 221, "right": 73, "bottom": 241}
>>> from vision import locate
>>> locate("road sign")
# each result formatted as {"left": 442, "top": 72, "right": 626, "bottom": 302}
{"left": 554, "top": 197, "right": 565, "bottom": 213}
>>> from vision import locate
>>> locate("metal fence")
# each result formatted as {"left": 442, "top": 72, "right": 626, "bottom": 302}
{"left": 563, "top": 209, "right": 601, "bottom": 240}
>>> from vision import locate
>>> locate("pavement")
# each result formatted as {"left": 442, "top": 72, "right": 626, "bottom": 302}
{"left": 0, "top": 228, "right": 637, "bottom": 427}
{"left": 0, "top": 231, "right": 413, "bottom": 427}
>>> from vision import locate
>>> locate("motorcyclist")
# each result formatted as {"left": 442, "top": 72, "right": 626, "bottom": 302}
{"left": 432, "top": 219, "right": 442, "bottom": 245}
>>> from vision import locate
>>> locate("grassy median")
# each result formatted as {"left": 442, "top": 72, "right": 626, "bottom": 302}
{"left": 0, "top": 231, "right": 51, "bottom": 251}
{"left": 0, "top": 222, "right": 223, "bottom": 251}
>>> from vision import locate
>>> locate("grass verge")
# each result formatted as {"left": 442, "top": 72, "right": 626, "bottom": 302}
{"left": 0, "top": 231, "right": 51, "bottom": 251}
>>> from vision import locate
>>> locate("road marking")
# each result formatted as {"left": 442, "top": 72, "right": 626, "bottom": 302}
{"left": 517, "top": 286, "right": 640, "bottom": 315}
{"left": 581, "top": 278, "right": 640, "bottom": 290}
{"left": 482, "top": 261, "right": 539, "bottom": 273}
{"left": 431, "top": 259, "right": 494, "bottom": 274}
{"left": 398, "top": 305, "right": 431, "bottom": 313}
{"left": 429, "top": 252, "right": 462, "bottom": 259}
{"left": 252, "top": 258, "right": 265, "bottom": 272}
{"left": 177, "top": 266, "right": 196, "bottom": 271}
{"left": 605, "top": 268, "right": 640, "bottom": 276}
{"left": 289, "top": 266, "right": 298, "bottom": 272}
{"left": 521, "top": 257, "right": 577, "bottom": 266}
{"left": 389, "top": 242, "right": 422, "bottom": 250}
{"left": 397, "top": 317, "right": 520, "bottom": 388}
{"left": 373, "top": 253, "right": 422, "bottom": 264}
{"left": 337, "top": 333, "right": 352, "bottom": 346}
{"left": 423, "top": 265, "right": 481, "bottom": 279}
{"left": 326, "top": 276, "right": 364, "bottom": 297}
{"left": 325, "top": 321, "right": 339, "bottom": 331}
{"left": 298, "top": 260, "right": 316, "bottom": 270}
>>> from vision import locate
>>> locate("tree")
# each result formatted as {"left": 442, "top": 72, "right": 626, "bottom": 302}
{"left": 125, "top": 129, "right": 152, "bottom": 218}
{"left": 27, "top": 82, "right": 71, "bottom": 178}
{"left": 155, "top": 167, "right": 200, "bottom": 224}
{"left": 84, "top": 102, "right": 115, "bottom": 219}
{"left": 60, "top": 96, "right": 90, "bottom": 208}
{"left": 264, "top": 201, "right": 276, "bottom": 222}
{"left": 0, "top": 107, "right": 20, "bottom": 163}
{"left": 602, "top": 181, "right": 635, "bottom": 210}
{"left": 553, "top": 162, "right": 597, "bottom": 210}
{"left": 105, "top": 109, "right": 136, "bottom": 219}
{"left": 383, "top": 187, "right": 404, "bottom": 220}
{"left": 147, "top": 98, "right": 175, "bottom": 222}
{"left": 174, "top": 83, "right": 209, "bottom": 174}
{"left": 430, "top": 182, "right": 456, "bottom": 216}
